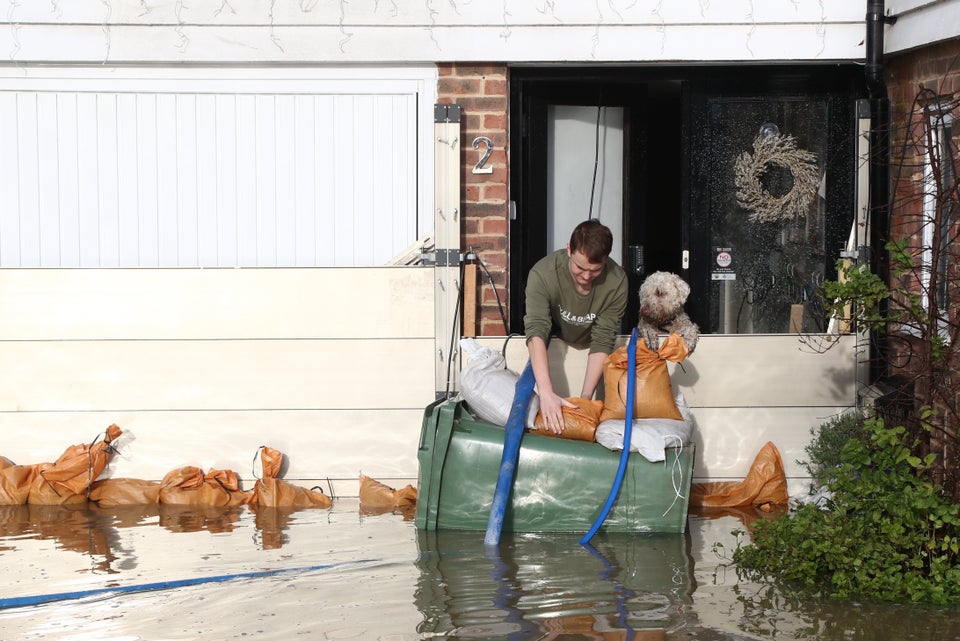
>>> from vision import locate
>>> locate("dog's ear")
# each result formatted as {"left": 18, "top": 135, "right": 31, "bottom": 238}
{"left": 674, "top": 276, "right": 690, "bottom": 303}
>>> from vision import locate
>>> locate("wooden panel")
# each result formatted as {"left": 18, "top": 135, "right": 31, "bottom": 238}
{"left": 0, "top": 267, "right": 434, "bottom": 340}
{"left": 0, "top": 409, "right": 425, "bottom": 493}
{"left": 1, "top": 338, "right": 435, "bottom": 412}
{"left": 479, "top": 334, "right": 859, "bottom": 408}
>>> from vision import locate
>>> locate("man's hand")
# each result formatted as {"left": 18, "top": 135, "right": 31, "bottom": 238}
{"left": 538, "top": 392, "right": 577, "bottom": 434}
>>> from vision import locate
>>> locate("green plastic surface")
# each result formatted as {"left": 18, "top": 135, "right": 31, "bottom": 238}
{"left": 415, "top": 399, "right": 694, "bottom": 533}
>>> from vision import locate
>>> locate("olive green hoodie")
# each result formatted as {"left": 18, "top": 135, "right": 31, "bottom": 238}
{"left": 523, "top": 249, "right": 628, "bottom": 354}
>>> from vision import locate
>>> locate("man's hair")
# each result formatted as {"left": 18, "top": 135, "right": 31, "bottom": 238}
{"left": 569, "top": 219, "right": 613, "bottom": 263}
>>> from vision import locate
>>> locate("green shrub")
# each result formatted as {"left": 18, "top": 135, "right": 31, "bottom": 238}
{"left": 734, "top": 416, "right": 960, "bottom": 605}
{"left": 798, "top": 409, "right": 867, "bottom": 489}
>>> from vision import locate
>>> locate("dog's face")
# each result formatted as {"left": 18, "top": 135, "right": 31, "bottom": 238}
{"left": 639, "top": 272, "right": 690, "bottom": 324}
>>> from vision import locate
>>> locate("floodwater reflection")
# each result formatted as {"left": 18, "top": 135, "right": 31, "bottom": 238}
{"left": 415, "top": 529, "right": 693, "bottom": 639}
{"left": 0, "top": 502, "right": 959, "bottom": 640}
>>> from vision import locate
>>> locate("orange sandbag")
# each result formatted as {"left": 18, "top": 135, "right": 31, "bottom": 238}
{"left": 599, "top": 334, "right": 688, "bottom": 422}
{"left": 255, "top": 478, "right": 332, "bottom": 508}
{"left": 253, "top": 447, "right": 332, "bottom": 509}
{"left": 691, "top": 441, "right": 789, "bottom": 508}
{"left": 531, "top": 398, "right": 604, "bottom": 441}
{"left": 28, "top": 463, "right": 88, "bottom": 505}
{"left": 0, "top": 463, "right": 39, "bottom": 505}
{"left": 38, "top": 424, "right": 123, "bottom": 497}
{"left": 89, "top": 478, "right": 162, "bottom": 506}
{"left": 159, "top": 466, "right": 253, "bottom": 507}
{"left": 359, "top": 474, "right": 417, "bottom": 510}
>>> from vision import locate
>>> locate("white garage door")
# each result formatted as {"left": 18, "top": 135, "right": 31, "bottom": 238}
{"left": 0, "top": 66, "right": 436, "bottom": 268}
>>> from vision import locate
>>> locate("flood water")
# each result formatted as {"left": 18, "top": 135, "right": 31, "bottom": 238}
{"left": 1, "top": 500, "right": 958, "bottom": 640}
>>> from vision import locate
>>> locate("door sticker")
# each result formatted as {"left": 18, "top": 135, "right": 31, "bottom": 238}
{"left": 712, "top": 247, "right": 736, "bottom": 281}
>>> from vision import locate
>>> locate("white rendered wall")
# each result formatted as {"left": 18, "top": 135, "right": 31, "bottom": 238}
{"left": 0, "top": 267, "right": 437, "bottom": 497}
{"left": 0, "top": 1, "right": 867, "bottom": 64}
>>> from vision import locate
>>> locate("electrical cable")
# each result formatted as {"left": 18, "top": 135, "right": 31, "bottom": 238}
{"left": 588, "top": 105, "right": 603, "bottom": 219}
{"left": 471, "top": 248, "right": 510, "bottom": 333}
{"left": 444, "top": 258, "right": 466, "bottom": 399}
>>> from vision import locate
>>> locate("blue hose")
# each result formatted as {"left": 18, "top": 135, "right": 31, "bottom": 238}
{"left": 579, "top": 327, "right": 638, "bottom": 545}
{"left": 484, "top": 359, "right": 537, "bottom": 546}
{"left": 0, "top": 559, "right": 369, "bottom": 609}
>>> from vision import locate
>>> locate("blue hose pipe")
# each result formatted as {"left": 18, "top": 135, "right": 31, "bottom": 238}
{"left": 579, "top": 327, "right": 638, "bottom": 545}
{"left": 484, "top": 359, "right": 537, "bottom": 546}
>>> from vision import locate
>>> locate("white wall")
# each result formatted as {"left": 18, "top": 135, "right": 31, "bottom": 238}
{"left": 0, "top": 267, "right": 437, "bottom": 498}
{"left": 0, "top": 1, "right": 867, "bottom": 64}
{"left": 885, "top": 0, "right": 960, "bottom": 54}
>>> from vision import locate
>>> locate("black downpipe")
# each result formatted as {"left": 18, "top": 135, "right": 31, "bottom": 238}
{"left": 866, "top": 0, "right": 891, "bottom": 383}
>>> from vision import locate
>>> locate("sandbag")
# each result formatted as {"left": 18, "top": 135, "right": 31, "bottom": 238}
{"left": 25, "top": 424, "right": 125, "bottom": 504}
{"left": 255, "top": 478, "right": 332, "bottom": 508}
{"left": 252, "top": 446, "right": 332, "bottom": 509}
{"left": 89, "top": 478, "right": 161, "bottom": 506}
{"left": 27, "top": 463, "right": 89, "bottom": 505}
{"left": 599, "top": 334, "right": 688, "bottom": 422}
{"left": 459, "top": 338, "right": 540, "bottom": 427}
{"left": 359, "top": 474, "right": 417, "bottom": 519}
{"left": 159, "top": 465, "right": 253, "bottom": 507}
{"left": 691, "top": 441, "right": 789, "bottom": 508}
{"left": 38, "top": 424, "right": 123, "bottom": 496}
{"left": 0, "top": 463, "right": 39, "bottom": 505}
{"left": 595, "top": 392, "right": 694, "bottom": 461}
{"left": 530, "top": 397, "right": 604, "bottom": 441}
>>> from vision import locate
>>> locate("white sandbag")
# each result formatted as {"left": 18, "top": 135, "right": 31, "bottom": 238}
{"left": 459, "top": 338, "right": 540, "bottom": 428}
{"left": 595, "top": 393, "right": 694, "bottom": 462}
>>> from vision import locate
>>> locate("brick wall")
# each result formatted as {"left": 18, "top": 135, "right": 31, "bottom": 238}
{"left": 886, "top": 39, "right": 960, "bottom": 253}
{"left": 885, "top": 39, "right": 960, "bottom": 336}
{"left": 884, "top": 39, "right": 960, "bottom": 495}
{"left": 437, "top": 63, "right": 511, "bottom": 337}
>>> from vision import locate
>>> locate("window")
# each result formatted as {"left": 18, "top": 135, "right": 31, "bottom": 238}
{"left": 921, "top": 102, "right": 957, "bottom": 327}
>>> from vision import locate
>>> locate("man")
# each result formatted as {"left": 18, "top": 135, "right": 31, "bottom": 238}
{"left": 524, "top": 219, "right": 628, "bottom": 434}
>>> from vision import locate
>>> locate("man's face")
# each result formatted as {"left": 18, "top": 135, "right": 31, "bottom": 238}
{"left": 567, "top": 246, "right": 606, "bottom": 293}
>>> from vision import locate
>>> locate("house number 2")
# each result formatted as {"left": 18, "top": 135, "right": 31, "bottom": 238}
{"left": 472, "top": 136, "right": 494, "bottom": 174}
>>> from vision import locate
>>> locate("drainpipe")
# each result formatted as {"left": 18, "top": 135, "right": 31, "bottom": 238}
{"left": 866, "top": 0, "right": 892, "bottom": 383}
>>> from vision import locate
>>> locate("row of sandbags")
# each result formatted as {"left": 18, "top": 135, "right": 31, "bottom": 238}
{"left": 1, "top": 423, "right": 417, "bottom": 512}
{"left": 461, "top": 334, "right": 692, "bottom": 443}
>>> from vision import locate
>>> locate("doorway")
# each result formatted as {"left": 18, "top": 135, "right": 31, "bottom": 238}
{"left": 509, "top": 65, "right": 866, "bottom": 336}
{"left": 509, "top": 70, "right": 683, "bottom": 333}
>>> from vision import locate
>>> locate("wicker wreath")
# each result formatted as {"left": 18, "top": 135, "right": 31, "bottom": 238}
{"left": 734, "top": 133, "right": 820, "bottom": 223}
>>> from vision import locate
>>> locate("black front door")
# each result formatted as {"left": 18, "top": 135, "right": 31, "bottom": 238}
{"left": 684, "top": 71, "right": 864, "bottom": 334}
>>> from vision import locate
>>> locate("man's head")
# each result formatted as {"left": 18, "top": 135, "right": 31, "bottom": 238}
{"left": 566, "top": 219, "right": 613, "bottom": 293}
{"left": 568, "top": 219, "right": 613, "bottom": 264}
